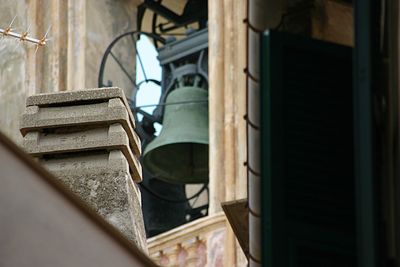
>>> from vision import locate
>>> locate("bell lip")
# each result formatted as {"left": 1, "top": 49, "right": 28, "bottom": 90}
{"left": 167, "top": 85, "right": 208, "bottom": 92}
{"left": 142, "top": 142, "right": 209, "bottom": 183}
{"left": 143, "top": 140, "right": 209, "bottom": 156}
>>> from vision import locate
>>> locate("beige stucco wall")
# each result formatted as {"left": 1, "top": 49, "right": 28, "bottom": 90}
{"left": 208, "top": 1, "right": 248, "bottom": 266}
{"left": 0, "top": 0, "right": 138, "bottom": 144}
{"left": 85, "top": 0, "right": 138, "bottom": 91}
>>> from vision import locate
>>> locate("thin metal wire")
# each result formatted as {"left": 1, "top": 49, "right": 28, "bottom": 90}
{"left": 243, "top": 18, "right": 264, "bottom": 33}
{"left": 249, "top": 206, "right": 261, "bottom": 217}
{"left": 160, "top": 32, "right": 191, "bottom": 36}
{"left": 244, "top": 114, "right": 260, "bottom": 130}
{"left": 131, "top": 33, "right": 149, "bottom": 81}
{"left": 249, "top": 253, "right": 263, "bottom": 264}
{"left": 244, "top": 161, "right": 261, "bottom": 177}
{"left": 244, "top": 67, "right": 260, "bottom": 83}
{"left": 109, "top": 51, "right": 136, "bottom": 85}
{"left": 98, "top": 30, "right": 166, "bottom": 88}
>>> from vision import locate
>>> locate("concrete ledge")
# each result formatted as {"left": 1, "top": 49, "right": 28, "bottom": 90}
{"left": 25, "top": 87, "right": 136, "bottom": 129}
{"left": 24, "top": 124, "right": 128, "bottom": 155}
{"left": 40, "top": 150, "right": 130, "bottom": 176}
{"left": 25, "top": 124, "right": 142, "bottom": 182}
{"left": 20, "top": 98, "right": 141, "bottom": 155}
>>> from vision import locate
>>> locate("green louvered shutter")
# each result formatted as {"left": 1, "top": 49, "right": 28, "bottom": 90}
{"left": 260, "top": 31, "right": 356, "bottom": 267}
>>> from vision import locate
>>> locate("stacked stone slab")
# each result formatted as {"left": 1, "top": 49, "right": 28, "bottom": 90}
{"left": 20, "top": 87, "right": 147, "bottom": 252}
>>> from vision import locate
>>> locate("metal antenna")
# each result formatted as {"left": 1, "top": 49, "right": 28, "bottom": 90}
{"left": 34, "top": 25, "right": 51, "bottom": 54}
{"left": 9, "top": 15, "right": 17, "bottom": 27}
{"left": 42, "top": 25, "right": 51, "bottom": 42}
{"left": 20, "top": 24, "right": 31, "bottom": 41}
{"left": 7, "top": 15, "right": 17, "bottom": 31}
{"left": 0, "top": 16, "right": 15, "bottom": 42}
{"left": 0, "top": 16, "right": 50, "bottom": 51}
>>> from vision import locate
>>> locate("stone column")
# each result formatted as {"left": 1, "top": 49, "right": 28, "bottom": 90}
{"left": 20, "top": 87, "right": 147, "bottom": 252}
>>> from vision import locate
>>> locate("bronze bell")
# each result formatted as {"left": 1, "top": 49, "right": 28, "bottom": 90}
{"left": 142, "top": 86, "right": 208, "bottom": 184}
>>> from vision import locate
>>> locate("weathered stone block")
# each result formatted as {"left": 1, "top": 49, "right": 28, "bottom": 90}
{"left": 25, "top": 87, "right": 136, "bottom": 127}
{"left": 19, "top": 88, "right": 147, "bottom": 252}
{"left": 23, "top": 123, "right": 142, "bottom": 182}
{"left": 24, "top": 88, "right": 141, "bottom": 151}
{"left": 20, "top": 97, "right": 141, "bottom": 155}
{"left": 26, "top": 87, "right": 134, "bottom": 114}
{"left": 40, "top": 150, "right": 147, "bottom": 252}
